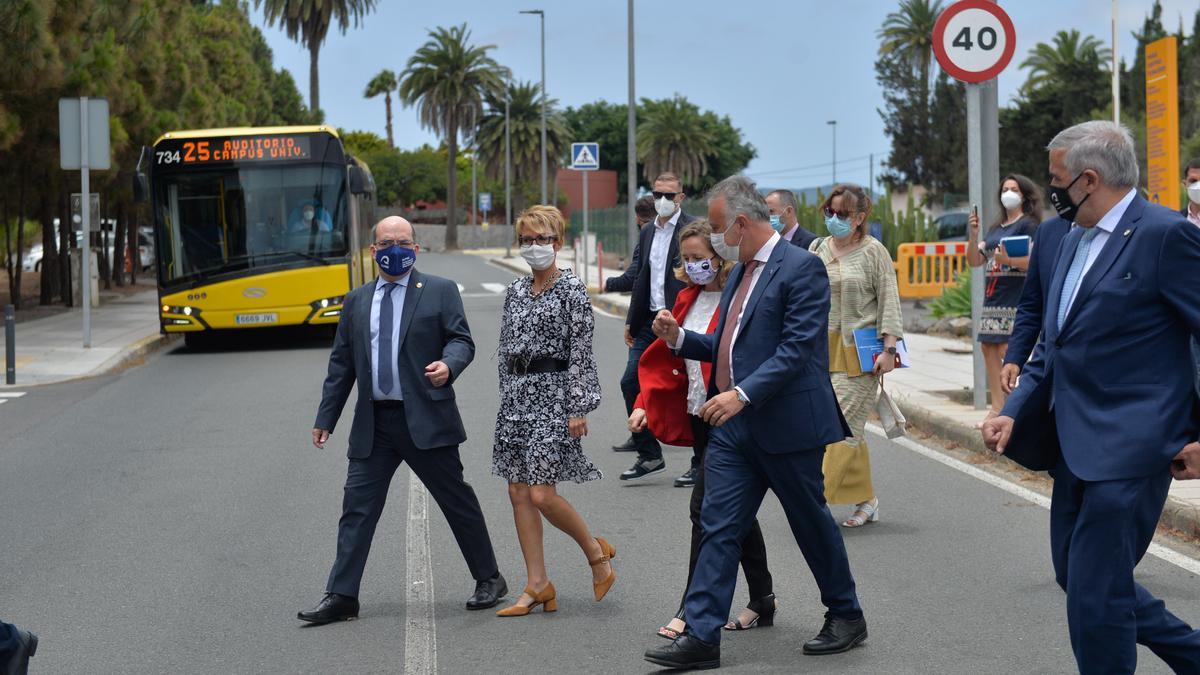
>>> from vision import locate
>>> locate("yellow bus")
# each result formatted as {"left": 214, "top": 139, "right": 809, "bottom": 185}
{"left": 137, "top": 126, "right": 375, "bottom": 345}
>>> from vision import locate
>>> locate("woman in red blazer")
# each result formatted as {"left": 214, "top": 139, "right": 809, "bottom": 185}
{"left": 628, "top": 220, "right": 778, "bottom": 640}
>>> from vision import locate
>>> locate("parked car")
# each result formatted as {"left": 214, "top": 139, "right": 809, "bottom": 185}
{"left": 935, "top": 211, "right": 969, "bottom": 241}
{"left": 136, "top": 230, "right": 154, "bottom": 271}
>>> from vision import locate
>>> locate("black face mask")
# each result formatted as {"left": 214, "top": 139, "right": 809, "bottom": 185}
{"left": 1047, "top": 172, "right": 1091, "bottom": 223}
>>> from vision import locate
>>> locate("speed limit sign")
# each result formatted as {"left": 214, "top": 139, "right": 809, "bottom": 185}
{"left": 932, "top": 0, "right": 1016, "bottom": 83}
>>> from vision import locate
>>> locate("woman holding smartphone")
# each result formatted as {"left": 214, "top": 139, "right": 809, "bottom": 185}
{"left": 967, "top": 174, "right": 1041, "bottom": 421}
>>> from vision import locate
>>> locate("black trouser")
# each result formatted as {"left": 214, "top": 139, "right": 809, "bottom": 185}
{"left": 620, "top": 323, "right": 663, "bottom": 462}
{"left": 0, "top": 620, "right": 19, "bottom": 661}
{"left": 326, "top": 404, "right": 499, "bottom": 598}
{"left": 678, "top": 414, "right": 773, "bottom": 613}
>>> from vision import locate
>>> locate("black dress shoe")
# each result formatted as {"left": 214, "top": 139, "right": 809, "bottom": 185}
{"left": 674, "top": 466, "right": 698, "bottom": 488}
{"left": 2, "top": 628, "right": 37, "bottom": 675}
{"left": 802, "top": 612, "right": 867, "bottom": 655}
{"left": 297, "top": 592, "right": 359, "bottom": 625}
{"left": 466, "top": 572, "right": 508, "bottom": 610}
{"left": 612, "top": 436, "right": 638, "bottom": 452}
{"left": 644, "top": 633, "right": 721, "bottom": 670}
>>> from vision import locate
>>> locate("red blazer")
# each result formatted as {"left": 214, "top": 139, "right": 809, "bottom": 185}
{"left": 633, "top": 285, "right": 721, "bottom": 446}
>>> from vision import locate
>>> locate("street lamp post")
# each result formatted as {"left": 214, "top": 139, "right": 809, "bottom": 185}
{"left": 827, "top": 120, "right": 837, "bottom": 185}
{"left": 505, "top": 74, "right": 513, "bottom": 258}
{"left": 626, "top": 0, "right": 637, "bottom": 255}
{"left": 520, "top": 9, "right": 547, "bottom": 204}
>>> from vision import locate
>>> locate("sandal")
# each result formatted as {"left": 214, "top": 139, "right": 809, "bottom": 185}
{"left": 724, "top": 593, "right": 777, "bottom": 631}
{"left": 841, "top": 497, "right": 879, "bottom": 528}
{"left": 658, "top": 608, "right": 686, "bottom": 640}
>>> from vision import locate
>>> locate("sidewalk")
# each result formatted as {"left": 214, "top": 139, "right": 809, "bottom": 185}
{"left": 0, "top": 284, "right": 170, "bottom": 387}
{"left": 482, "top": 249, "right": 1200, "bottom": 540}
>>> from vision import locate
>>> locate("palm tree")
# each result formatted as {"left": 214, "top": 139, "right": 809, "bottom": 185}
{"left": 878, "top": 0, "right": 944, "bottom": 184}
{"left": 256, "top": 0, "right": 377, "bottom": 114}
{"left": 1020, "top": 30, "right": 1111, "bottom": 95}
{"left": 475, "top": 80, "right": 568, "bottom": 211}
{"left": 364, "top": 69, "right": 398, "bottom": 147}
{"left": 399, "top": 24, "right": 507, "bottom": 250}
{"left": 636, "top": 96, "right": 714, "bottom": 187}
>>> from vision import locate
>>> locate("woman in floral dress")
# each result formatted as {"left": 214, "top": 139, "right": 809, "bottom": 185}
{"left": 492, "top": 205, "right": 616, "bottom": 617}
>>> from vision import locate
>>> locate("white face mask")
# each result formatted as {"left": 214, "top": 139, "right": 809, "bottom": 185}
{"left": 1000, "top": 190, "right": 1022, "bottom": 211}
{"left": 1188, "top": 183, "right": 1200, "bottom": 205}
{"left": 520, "top": 243, "right": 556, "bottom": 271}
{"left": 709, "top": 219, "right": 742, "bottom": 261}
{"left": 303, "top": 208, "right": 315, "bottom": 221}
{"left": 654, "top": 196, "right": 677, "bottom": 218}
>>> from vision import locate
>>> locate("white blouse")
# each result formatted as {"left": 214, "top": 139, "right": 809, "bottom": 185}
{"left": 682, "top": 291, "right": 722, "bottom": 416}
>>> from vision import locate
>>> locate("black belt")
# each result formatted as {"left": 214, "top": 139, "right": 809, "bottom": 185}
{"left": 508, "top": 356, "right": 568, "bottom": 376}
{"left": 373, "top": 399, "right": 405, "bottom": 408}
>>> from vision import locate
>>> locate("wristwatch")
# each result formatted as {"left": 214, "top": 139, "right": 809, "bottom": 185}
{"left": 734, "top": 388, "right": 750, "bottom": 406}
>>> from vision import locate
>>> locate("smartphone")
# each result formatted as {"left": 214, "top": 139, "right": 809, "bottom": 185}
{"left": 972, "top": 203, "right": 979, "bottom": 220}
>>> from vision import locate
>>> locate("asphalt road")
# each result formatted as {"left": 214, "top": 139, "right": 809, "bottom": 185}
{"left": 2, "top": 252, "right": 1198, "bottom": 674}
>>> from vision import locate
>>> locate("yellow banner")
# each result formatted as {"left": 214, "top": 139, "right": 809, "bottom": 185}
{"left": 1145, "top": 37, "right": 1179, "bottom": 208}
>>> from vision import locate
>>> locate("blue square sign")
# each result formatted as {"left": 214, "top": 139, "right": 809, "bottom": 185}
{"left": 571, "top": 142, "right": 599, "bottom": 171}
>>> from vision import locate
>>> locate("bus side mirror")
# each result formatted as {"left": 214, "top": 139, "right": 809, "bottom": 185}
{"left": 349, "top": 164, "right": 368, "bottom": 195}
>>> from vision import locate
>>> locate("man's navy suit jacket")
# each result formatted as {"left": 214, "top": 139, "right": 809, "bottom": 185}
{"left": 1001, "top": 196, "right": 1200, "bottom": 480}
{"left": 314, "top": 270, "right": 474, "bottom": 457}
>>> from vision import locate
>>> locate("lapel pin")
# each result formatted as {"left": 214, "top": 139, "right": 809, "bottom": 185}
{"left": 1123, "top": 272, "right": 1133, "bottom": 279}
{"left": 1123, "top": 229, "right": 1132, "bottom": 237}
{"left": 416, "top": 282, "right": 423, "bottom": 289}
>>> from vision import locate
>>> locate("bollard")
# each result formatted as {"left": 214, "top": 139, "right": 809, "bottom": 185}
{"left": 4, "top": 304, "right": 14, "bottom": 385}
{"left": 596, "top": 241, "right": 605, "bottom": 291}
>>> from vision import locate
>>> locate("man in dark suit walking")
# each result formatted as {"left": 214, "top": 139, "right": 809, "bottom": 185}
{"left": 998, "top": 215, "right": 1070, "bottom": 394}
{"left": 605, "top": 172, "right": 696, "bottom": 485}
{"left": 983, "top": 121, "right": 1200, "bottom": 673}
{"left": 766, "top": 189, "right": 818, "bottom": 251}
{"left": 643, "top": 176, "right": 865, "bottom": 670}
{"left": 299, "top": 216, "right": 506, "bottom": 624}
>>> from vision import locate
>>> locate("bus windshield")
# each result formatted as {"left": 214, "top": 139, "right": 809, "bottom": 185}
{"left": 154, "top": 163, "right": 347, "bottom": 288}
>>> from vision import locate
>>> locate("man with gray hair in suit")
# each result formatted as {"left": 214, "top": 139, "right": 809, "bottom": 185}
{"left": 298, "top": 216, "right": 507, "bottom": 624}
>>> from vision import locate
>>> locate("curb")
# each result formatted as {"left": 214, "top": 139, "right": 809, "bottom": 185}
{"left": 892, "top": 395, "right": 1200, "bottom": 540}
{"left": 94, "top": 332, "right": 180, "bottom": 377}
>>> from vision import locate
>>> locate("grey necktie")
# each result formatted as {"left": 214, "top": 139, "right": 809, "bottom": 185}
{"left": 1056, "top": 228, "right": 1099, "bottom": 330}
{"left": 378, "top": 282, "right": 398, "bottom": 394}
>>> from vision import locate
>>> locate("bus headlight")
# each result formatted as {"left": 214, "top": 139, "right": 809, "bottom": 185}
{"left": 310, "top": 295, "right": 344, "bottom": 310}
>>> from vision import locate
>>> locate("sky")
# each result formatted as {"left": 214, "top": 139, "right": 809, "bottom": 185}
{"left": 251, "top": 0, "right": 1196, "bottom": 193}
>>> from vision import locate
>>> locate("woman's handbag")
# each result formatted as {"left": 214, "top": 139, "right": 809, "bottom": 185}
{"left": 875, "top": 376, "right": 908, "bottom": 439}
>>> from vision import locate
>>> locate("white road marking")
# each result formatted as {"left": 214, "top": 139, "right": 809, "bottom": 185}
{"left": 481, "top": 282, "right": 508, "bottom": 295}
{"left": 870, "top": 424, "right": 1200, "bottom": 576}
{"left": 405, "top": 470, "right": 437, "bottom": 675}
{"left": 0, "top": 392, "right": 26, "bottom": 398}
{"left": 591, "top": 305, "right": 620, "bottom": 319}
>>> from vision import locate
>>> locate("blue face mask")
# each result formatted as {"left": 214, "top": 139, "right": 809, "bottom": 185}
{"left": 769, "top": 214, "right": 784, "bottom": 232}
{"left": 825, "top": 214, "right": 854, "bottom": 238}
{"left": 375, "top": 245, "right": 416, "bottom": 277}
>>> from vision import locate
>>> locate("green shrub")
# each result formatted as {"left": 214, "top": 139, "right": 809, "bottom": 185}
{"left": 929, "top": 271, "right": 972, "bottom": 318}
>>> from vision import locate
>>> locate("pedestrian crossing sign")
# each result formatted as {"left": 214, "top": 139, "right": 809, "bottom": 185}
{"left": 571, "top": 142, "right": 599, "bottom": 171}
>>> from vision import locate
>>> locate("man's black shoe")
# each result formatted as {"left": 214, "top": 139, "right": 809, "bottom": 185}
{"left": 466, "top": 572, "right": 508, "bottom": 610}
{"left": 2, "top": 628, "right": 37, "bottom": 675}
{"left": 802, "top": 613, "right": 867, "bottom": 655}
{"left": 297, "top": 592, "right": 360, "bottom": 625}
{"left": 612, "top": 436, "right": 638, "bottom": 452}
{"left": 674, "top": 467, "right": 698, "bottom": 488}
{"left": 620, "top": 458, "right": 666, "bottom": 482}
{"left": 644, "top": 633, "right": 721, "bottom": 670}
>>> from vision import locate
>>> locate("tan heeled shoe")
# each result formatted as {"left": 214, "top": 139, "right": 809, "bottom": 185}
{"left": 495, "top": 582, "right": 557, "bottom": 617}
{"left": 590, "top": 537, "right": 617, "bottom": 601}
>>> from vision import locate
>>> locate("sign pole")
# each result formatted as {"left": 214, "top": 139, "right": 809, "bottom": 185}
{"left": 582, "top": 170, "right": 590, "bottom": 289}
{"left": 80, "top": 97, "right": 92, "bottom": 349}
{"left": 965, "top": 81, "right": 999, "bottom": 410}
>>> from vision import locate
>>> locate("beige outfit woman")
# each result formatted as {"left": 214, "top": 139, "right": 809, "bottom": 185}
{"left": 810, "top": 235, "right": 904, "bottom": 509}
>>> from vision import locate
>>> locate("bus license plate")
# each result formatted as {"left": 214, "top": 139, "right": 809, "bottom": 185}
{"left": 236, "top": 313, "right": 278, "bottom": 325}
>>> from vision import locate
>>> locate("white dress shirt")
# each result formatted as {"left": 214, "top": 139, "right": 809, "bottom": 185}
{"left": 782, "top": 222, "right": 798, "bottom": 242}
{"left": 1062, "top": 188, "right": 1136, "bottom": 317}
{"left": 648, "top": 208, "right": 682, "bottom": 311}
{"left": 1187, "top": 202, "right": 1200, "bottom": 228}
{"left": 370, "top": 274, "right": 410, "bottom": 400}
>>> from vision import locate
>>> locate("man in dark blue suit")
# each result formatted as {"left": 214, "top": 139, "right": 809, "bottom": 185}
{"left": 298, "top": 216, "right": 506, "bottom": 624}
{"left": 643, "top": 176, "right": 863, "bottom": 670}
{"left": 982, "top": 121, "right": 1200, "bottom": 674}
{"left": 998, "top": 216, "right": 1070, "bottom": 393}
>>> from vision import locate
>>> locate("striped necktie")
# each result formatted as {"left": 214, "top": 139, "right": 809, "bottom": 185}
{"left": 1056, "top": 228, "right": 1099, "bottom": 330}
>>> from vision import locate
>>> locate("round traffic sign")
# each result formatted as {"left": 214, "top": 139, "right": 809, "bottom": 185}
{"left": 932, "top": 0, "right": 1016, "bottom": 83}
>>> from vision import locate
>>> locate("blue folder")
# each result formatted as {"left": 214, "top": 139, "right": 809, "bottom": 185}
{"left": 852, "top": 327, "right": 910, "bottom": 373}
{"left": 1000, "top": 235, "right": 1031, "bottom": 257}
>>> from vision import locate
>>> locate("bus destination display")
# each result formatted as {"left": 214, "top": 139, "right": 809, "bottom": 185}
{"left": 155, "top": 135, "right": 312, "bottom": 166}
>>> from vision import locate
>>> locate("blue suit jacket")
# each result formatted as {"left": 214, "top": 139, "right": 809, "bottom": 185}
{"left": 314, "top": 270, "right": 475, "bottom": 457}
{"left": 1003, "top": 217, "right": 1070, "bottom": 367}
{"left": 1000, "top": 196, "right": 1200, "bottom": 480}
{"left": 677, "top": 239, "right": 850, "bottom": 453}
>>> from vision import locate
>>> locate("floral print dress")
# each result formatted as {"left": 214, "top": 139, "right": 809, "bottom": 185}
{"left": 492, "top": 269, "right": 602, "bottom": 485}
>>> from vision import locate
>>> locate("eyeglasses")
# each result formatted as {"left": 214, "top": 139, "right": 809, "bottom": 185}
{"left": 518, "top": 234, "right": 558, "bottom": 246}
{"left": 375, "top": 239, "right": 415, "bottom": 248}
{"left": 823, "top": 207, "right": 853, "bottom": 220}
{"left": 651, "top": 191, "right": 679, "bottom": 200}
